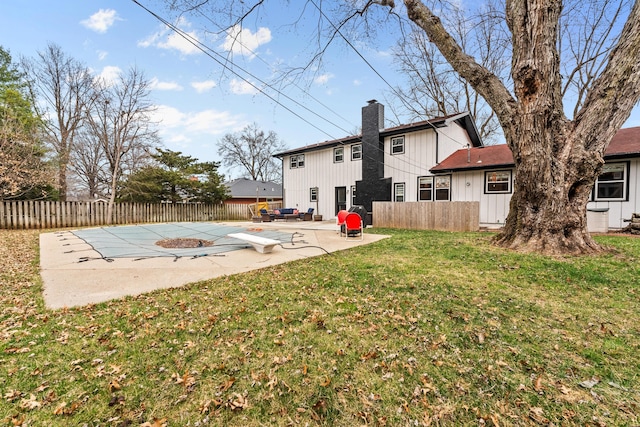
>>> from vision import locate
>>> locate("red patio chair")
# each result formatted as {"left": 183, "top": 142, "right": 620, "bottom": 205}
{"left": 344, "top": 212, "right": 363, "bottom": 241}
{"left": 337, "top": 210, "right": 349, "bottom": 236}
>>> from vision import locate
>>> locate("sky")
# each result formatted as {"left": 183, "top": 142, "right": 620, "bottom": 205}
{"left": 1, "top": 1, "right": 640, "bottom": 180}
{"left": 1, "top": 0, "right": 401, "bottom": 179}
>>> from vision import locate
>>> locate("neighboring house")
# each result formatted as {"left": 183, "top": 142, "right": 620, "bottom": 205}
{"left": 431, "top": 127, "right": 640, "bottom": 230}
{"left": 223, "top": 178, "right": 283, "bottom": 205}
{"left": 274, "top": 100, "right": 482, "bottom": 220}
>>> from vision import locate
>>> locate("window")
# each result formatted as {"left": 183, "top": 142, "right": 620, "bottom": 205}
{"left": 394, "top": 182, "right": 405, "bottom": 202}
{"left": 351, "top": 144, "right": 362, "bottom": 161}
{"left": 418, "top": 176, "right": 433, "bottom": 201}
{"left": 595, "top": 162, "right": 627, "bottom": 201}
{"left": 391, "top": 136, "right": 405, "bottom": 154}
{"left": 435, "top": 175, "right": 451, "bottom": 201}
{"left": 485, "top": 170, "right": 512, "bottom": 194}
{"left": 310, "top": 187, "right": 318, "bottom": 202}
{"left": 351, "top": 185, "right": 357, "bottom": 206}
{"left": 334, "top": 147, "right": 344, "bottom": 163}
{"left": 290, "top": 154, "right": 305, "bottom": 168}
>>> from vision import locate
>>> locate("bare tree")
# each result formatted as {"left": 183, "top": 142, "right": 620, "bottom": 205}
{"left": 390, "top": 1, "right": 508, "bottom": 143}
{"left": 69, "top": 126, "right": 109, "bottom": 200}
{"left": 218, "top": 123, "right": 286, "bottom": 182}
{"left": 85, "top": 67, "right": 158, "bottom": 222}
{"left": 167, "top": 0, "right": 640, "bottom": 255}
{"left": 22, "top": 43, "right": 96, "bottom": 201}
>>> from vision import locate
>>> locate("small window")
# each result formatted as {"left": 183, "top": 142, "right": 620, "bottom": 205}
{"left": 435, "top": 175, "right": 451, "bottom": 201}
{"left": 391, "top": 136, "right": 405, "bottom": 155}
{"left": 485, "top": 170, "right": 512, "bottom": 194}
{"left": 290, "top": 154, "right": 305, "bottom": 169}
{"left": 595, "top": 162, "right": 627, "bottom": 201}
{"left": 334, "top": 147, "right": 344, "bottom": 163}
{"left": 351, "top": 144, "right": 362, "bottom": 161}
{"left": 418, "top": 176, "right": 433, "bottom": 201}
{"left": 310, "top": 187, "right": 318, "bottom": 202}
{"left": 351, "top": 185, "right": 357, "bottom": 206}
{"left": 394, "top": 182, "right": 405, "bottom": 202}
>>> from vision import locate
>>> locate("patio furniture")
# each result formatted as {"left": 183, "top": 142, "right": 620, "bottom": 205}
{"left": 336, "top": 210, "right": 349, "bottom": 236}
{"left": 300, "top": 208, "right": 314, "bottom": 221}
{"left": 344, "top": 212, "right": 363, "bottom": 241}
{"left": 259, "top": 208, "right": 274, "bottom": 222}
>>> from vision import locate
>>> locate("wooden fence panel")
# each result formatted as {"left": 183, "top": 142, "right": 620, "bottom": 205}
{"left": 373, "top": 201, "right": 479, "bottom": 232}
{"left": 0, "top": 201, "right": 257, "bottom": 230}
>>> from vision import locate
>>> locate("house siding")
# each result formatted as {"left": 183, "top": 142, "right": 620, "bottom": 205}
{"left": 446, "top": 159, "right": 639, "bottom": 230}
{"left": 282, "top": 145, "right": 362, "bottom": 217}
{"left": 385, "top": 123, "right": 474, "bottom": 203}
{"left": 587, "top": 157, "right": 640, "bottom": 228}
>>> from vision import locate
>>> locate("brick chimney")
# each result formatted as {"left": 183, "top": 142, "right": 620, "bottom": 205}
{"left": 355, "top": 100, "right": 391, "bottom": 216}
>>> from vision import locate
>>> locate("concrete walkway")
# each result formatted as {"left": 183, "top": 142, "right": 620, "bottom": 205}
{"left": 40, "top": 221, "right": 388, "bottom": 309}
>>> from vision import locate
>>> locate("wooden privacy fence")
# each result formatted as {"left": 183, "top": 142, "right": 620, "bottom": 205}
{"left": 0, "top": 201, "right": 253, "bottom": 230}
{"left": 373, "top": 201, "right": 480, "bottom": 232}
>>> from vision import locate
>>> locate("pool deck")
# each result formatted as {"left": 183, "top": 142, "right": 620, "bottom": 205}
{"left": 40, "top": 220, "right": 389, "bottom": 309}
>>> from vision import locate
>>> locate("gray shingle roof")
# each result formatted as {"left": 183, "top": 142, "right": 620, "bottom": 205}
{"left": 224, "top": 178, "right": 282, "bottom": 198}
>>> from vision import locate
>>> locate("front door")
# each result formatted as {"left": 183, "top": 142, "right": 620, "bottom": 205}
{"left": 335, "top": 186, "right": 347, "bottom": 213}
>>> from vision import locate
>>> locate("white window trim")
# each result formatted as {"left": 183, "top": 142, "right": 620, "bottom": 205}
{"left": 391, "top": 136, "right": 405, "bottom": 155}
{"left": 418, "top": 176, "right": 434, "bottom": 201}
{"left": 334, "top": 147, "right": 344, "bottom": 163}
{"left": 594, "top": 162, "right": 628, "bottom": 201}
{"left": 310, "top": 187, "right": 318, "bottom": 202}
{"left": 434, "top": 175, "right": 451, "bottom": 201}
{"left": 351, "top": 144, "right": 362, "bottom": 161}
{"left": 485, "top": 170, "right": 513, "bottom": 194}
{"left": 290, "top": 154, "right": 305, "bottom": 169}
{"left": 394, "top": 182, "right": 405, "bottom": 202}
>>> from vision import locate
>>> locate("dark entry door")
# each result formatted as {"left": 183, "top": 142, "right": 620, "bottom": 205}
{"left": 335, "top": 186, "right": 347, "bottom": 213}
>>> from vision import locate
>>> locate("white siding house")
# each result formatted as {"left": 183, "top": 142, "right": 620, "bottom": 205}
{"left": 274, "top": 100, "right": 482, "bottom": 220}
{"left": 431, "top": 127, "right": 640, "bottom": 230}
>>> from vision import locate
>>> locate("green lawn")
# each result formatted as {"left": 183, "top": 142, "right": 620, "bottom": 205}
{"left": 1, "top": 228, "right": 639, "bottom": 426}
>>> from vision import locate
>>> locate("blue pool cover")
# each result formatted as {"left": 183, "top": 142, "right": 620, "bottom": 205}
{"left": 70, "top": 222, "right": 294, "bottom": 261}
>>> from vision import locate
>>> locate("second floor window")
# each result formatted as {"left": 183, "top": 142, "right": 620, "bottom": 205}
{"left": 391, "top": 136, "right": 405, "bottom": 154}
{"left": 351, "top": 144, "right": 362, "bottom": 160}
{"left": 334, "top": 147, "right": 344, "bottom": 163}
{"left": 290, "top": 154, "right": 305, "bottom": 168}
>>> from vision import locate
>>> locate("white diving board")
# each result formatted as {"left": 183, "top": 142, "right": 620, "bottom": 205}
{"left": 226, "top": 233, "right": 281, "bottom": 254}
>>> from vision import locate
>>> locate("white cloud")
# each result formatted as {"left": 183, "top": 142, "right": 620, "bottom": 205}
{"left": 353, "top": 79, "right": 362, "bottom": 86}
{"left": 81, "top": 9, "right": 120, "bottom": 33}
{"left": 222, "top": 25, "right": 272, "bottom": 57}
{"left": 150, "top": 105, "right": 246, "bottom": 153}
{"left": 96, "top": 50, "right": 108, "bottom": 61}
{"left": 230, "top": 78, "right": 259, "bottom": 95}
{"left": 191, "top": 80, "right": 217, "bottom": 93}
{"left": 95, "top": 66, "right": 122, "bottom": 86}
{"left": 314, "top": 73, "right": 334, "bottom": 85}
{"left": 138, "top": 17, "right": 202, "bottom": 56}
{"left": 149, "top": 78, "right": 183, "bottom": 91}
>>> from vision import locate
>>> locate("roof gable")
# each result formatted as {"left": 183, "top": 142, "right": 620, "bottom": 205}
{"left": 273, "top": 112, "right": 481, "bottom": 158}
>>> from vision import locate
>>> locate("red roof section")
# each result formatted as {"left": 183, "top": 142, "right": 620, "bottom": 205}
{"left": 431, "top": 126, "right": 640, "bottom": 172}
{"left": 430, "top": 144, "right": 513, "bottom": 172}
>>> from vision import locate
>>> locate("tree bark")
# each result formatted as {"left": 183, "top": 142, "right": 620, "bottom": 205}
{"left": 400, "top": 0, "right": 640, "bottom": 254}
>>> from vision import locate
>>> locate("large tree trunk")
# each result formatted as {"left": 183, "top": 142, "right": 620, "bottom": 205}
{"left": 399, "top": 0, "right": 640, "bottom": 255}
{"left": 494, "top": 124, "right": 603, "bottom": 254}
